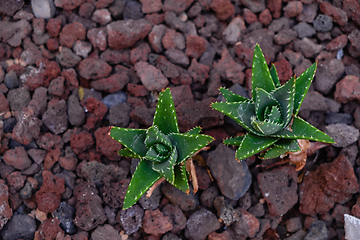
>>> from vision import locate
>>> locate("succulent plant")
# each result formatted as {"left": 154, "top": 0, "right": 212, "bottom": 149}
{"left": 211, "top": 44, "right": 334, "bottom": 161}
{"left": 110, "top": 88, "right": 214, "bottom": 209}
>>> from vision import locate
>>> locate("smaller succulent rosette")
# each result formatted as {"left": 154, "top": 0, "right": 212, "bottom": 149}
{"left": 212, "top": 44, "right": 334, "bottom": 161}
{"left": 110, "top": 88, "right": 214, "bottom": 209}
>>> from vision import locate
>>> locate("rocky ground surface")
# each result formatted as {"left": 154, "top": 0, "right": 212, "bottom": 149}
{"left": 0, "top": 0, "right": 360, "bottom": 239}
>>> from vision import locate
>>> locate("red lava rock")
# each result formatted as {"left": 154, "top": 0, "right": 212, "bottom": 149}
{"left": 0, "top": 92, "right": 9, "bottom": 113}
{"left": 142, "top": 209, "right": 173, "bottom": 236}
{"left": 44, "top": 148, "right": 61, "bottom": 170}
{"left": 334, "top": 75, "right": 360, "bottom": 103}
{"left": 161, "top": 28, "right": 185, "bottom": 51}
{"left": 351, "top": 197, "right": 360, "bottom": 218}
{"left": 54, "top": 0, "right": 86, "bottom": 10}
{"left": 94, "top": 0, "right": 114, "bottom": 8}
{"left": 162, "top": 0, "right": 193, "bottom": 13}
{"left": 78, "top": 58, "right": 112, "bottom": 80}
{"left": 259, "top": 8, "right": 272, "bottom": 26}
{"left": 232, "top": 207, "right": 260, "bottom": 238}
{"left": 213, "top": 48, "right": 245, "bottom": 85}
{"left": 188, "top": 59, "right": 209, "bottom": 85}
{"left": 79, "top": 2, "right": 95, "bottom": 18}
{"left": 162, "top": 204, "right": 187, "bottom": 233}
{"left": 70, "top": 131, "right": 94, "bottom": 155}
{"left": 130, "top": 42, "right": 151, "bottom": 64}
{"left": 257, "top": 165, "right": 298, "bottom": 216}
{"left": 299, "top": 155, "right": 359, "bottom": 216}
{"left": 100, "top": 48, "right": 130, "bottom": 65}
{"left": 176, "top": 97, "right": 223, "bottom": 132}
{"left": 90, "top": 72, "right": 129, "bottom": 93}
{"left": 59, "top": 22, "right": 86, "bottom": 48}
{"left": 331, "top": 204, "right": 350, "bottom": 223}
{"left": 73, "top": 180, "right": 107, "bottom": 231}
{"left": 107, "top": 19, "right": 152, "bottom": 49}
{"left": 94, "top": 127, "right": 121, "bottom": 161}
{"left": 127, "top": 83, "right": 149, "bottom": 97}
{"left": 35, "top": 170, "right": 65, "bottom": 213}
{"left": 46, "top": 18, "right": 62, "bottom": 38}
{"left": 48, "top": 76, "right": 66, "bottom": 97}
{"left": 169, "top": 85, "right": 193, "bottom": 106}
{"left": 58, "top": 146, "right": 78, "bottom": 171}
{"left": 36, "top": 218, "right": 64, "bottom": 239}
{"left": 91, "top": 9, "right": 112, "bottom": 25}
{"left": 140, "top": 0, "right": 162, "bottom": 13}
{"left": 61, "top": 68, "right": 79, "bottom": 90}
{"left": 12, "top": 108, "right": 42, "bottom": 146}
{"left": 47, "top": 38, "right": 59, "bottom": 51}
{"left": 87, "top": 27, "right": 107, "bottom": 51}
{"left": 148, "top": 25, "right": 166, "bottom": 53}
{"left": 38, "top": 59, "right": 61, "bottom": 88}
{"left": 207, "top": 231, "right": 233, "bottom": 240}
{"left": 7, "top": 171, "right": 26, "bottom": 192}
{"left": 155, "top": 55, "right": 180, "bottom": 80}
{"left": 134, "top": 61, "right": 169, "bottom": 91}
{"left": 0, "top": 180, "right": 12, "bottom": 230}
{"left": 273, "top": 59, "right": 293, "bottom": 84}
{"left": 42, "top": 99, "right": 68, "bottom": 135}
{"left": 144, "top": 13, "right": 165, "bottom": 25}
{"left": 101, "top": 178, "right": 129, "bottom": 208}
{"left": 343, "top": 0, "right": 360, "bottom": 26}
{"left": 36, "top": 133, "right": 63, "bottom": 151}
{"left": 283, "top": 1, "right": 303, "bottom": 18}
{"left": 80, "top": 98, "right": 107, "bottom": 131}
{"left": 243, "top": 8, "right": 258, "bottom": 24}
{"left": 185, "top": 35, "right": 207, "bottom": 59}
{"left": 210, "top": 0, "right": 234, "bottom": 21}
{"left": 326, "top": 34, "right": 347, "bottom": 51}
{"left": 267, "top": 0, "right": 282, "bottom": 18}
{"left": 319, "top": 2, "right": 348, "bottom": 26}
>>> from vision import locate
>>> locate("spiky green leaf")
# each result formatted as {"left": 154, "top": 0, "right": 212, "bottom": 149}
{"left": 270, "top": 64, "right": 281, "bottom": 88}
{"left": 168, "top": 133, "right": 214, "bottom": 164}
{"left": 259, "top": 147, "right": 288, "bottom": 159}
{"left": 152, "top": 147, "right": 178, "bottom": 183}
{"left": 145, "top": 126, "right": 173, "bottom": 149}
{"left": 251, "top": 117, "right": 284, "bottom": 135}
{"left": 110, "top": 127, "right": 148, "bottom": 157}
{"left": 223, "top": 135, "right": 244, "bottom": 146}
{"left": 271, "top": 76, "right": 295, "bottom": 127}
{"left": 219, "top": 87, "right": 250, "bottom": 103}
{"left": 173, "top": 164, "right": 189, "bottom": 192}
{"left": 153, "top": 88, "right": 179, "bottom": 135}
{"left": 236, "top": 132, "right": 279, "bottom": 160}
{"left": 251, "top": 44, "right": 276, "bottom": 99}
{"left": 123, "top": 160, "right": 161, "bottom": 209}
{"left": 255, "top": 88, "right": 281, "bottom": 122}
{"left": 186, "top": 126, "right": 202, "bottom": 135}
{"left": 274, "top": 139, "right": 301, "bottom": 151}
{"left": 293, "top": 62, "right": 317, "bottom": 115}
{"left": 118, "top": 148, "right": 140, "bottom": 158}
{"left": 212, "top": 101, "right": 261, "bottom": 135}
{"left": 272, "top": 116, "right": 335, "bottom": 143}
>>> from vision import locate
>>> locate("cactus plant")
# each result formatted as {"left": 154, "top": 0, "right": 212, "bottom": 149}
{"left": 211, "top": 44, "right": 334, "bottom": 161}
{"left": 110, "top": 88, "right": 214, "bottom": 209}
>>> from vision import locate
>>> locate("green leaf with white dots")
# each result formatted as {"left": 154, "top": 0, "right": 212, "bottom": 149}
{"left": 173, "top": 164, "right": 189, "bottom": 192}
{"left": 274, "top": 139, "right": 301, "bottom": 151}
{"left": 236, "top": 132, "right": 279, "bottom": 161}
{"left": 259, "top": 147, "right": 287, "bottom": 159}
{"left": 110, "top": 127, "right": 148, "bottom": 157}
{"left": 118, "top": 148, "right": 140, "bottom": 158}
{"left": 168, "top": 133, "right": 214, "bottom": 164}
{"left": 151, "top": 147, "right": 177, "bottom": 184}
{"left": 223, "top": 135, "right": 244, "bottom": 146}
{"left": 219, "top": 87, "right": 250, "bottom": 103}
{"left": 272, "top": 116, "right": 335, "bottom": 143}
{"left": 186, "top": 126, "right": 202, "bottom": 135}
{"left": 254, "top": 88, "right": 281, "bottom": 121}
{"left": 212, "top": 101, "right": 261, "bottom": 136}
{"left": 251, "top": 44, "right": 276, "bottom": 100}
{"left": 153, "top": 88, "right": 179, "bottom": 135}
{"left": 293, "top": 62, "right": 317, "bottom": 116}
{"left": 123, "top": 160, "right": 161, "bottom": 209}
{"left": 270, "top": 64, "right": 281, "bottom": 88}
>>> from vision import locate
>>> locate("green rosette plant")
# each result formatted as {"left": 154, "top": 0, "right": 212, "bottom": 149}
{"left": 211, "top": 44, "right": 335, "bottom": 161}
{"left": 110, "top": 88, "right": 214, "bottom": 209}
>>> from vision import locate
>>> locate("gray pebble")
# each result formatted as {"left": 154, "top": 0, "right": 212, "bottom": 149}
{"left": 313, "top": 14, "right": 333, "bottom": 32}
{"left": 101, "top": 91, "right": 127, "bottom": 109}
{"left": 304, "top": 220, "right": 329, "bottom": 240}
{"left": 325, "top": 123, "right": 360, "bottom": 148}
{"left": 1, "top": 214, "right": 36, "bottom": 240}
{"left": 4, "top": 71, "right": 19, "bottom": 89}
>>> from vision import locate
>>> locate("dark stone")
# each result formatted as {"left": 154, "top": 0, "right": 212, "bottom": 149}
{"left": 117, "top": 205, "right": 144, "bottom": 235}
{"left": 325, "top": 112, "right": 353, "bottom": 125}
{"left": 1, "top": 214, "right": 36, "bottom": 240}
{"left": 206, "top": 144, "right": 252, "bottom": 200}
{"left": 185, "top": 208, "right": 221, "bottom": 240}
{"left": 313, "top": 14, "right": 333, "bottom": 32}
{"left": 123, "top": 1, "right": 144, "bottom": 20}
{"left": 53, "top": 202, "right": 77, "bottom": 234}
{"left": 304, "top": 221, "right": 329, "bottom": 240}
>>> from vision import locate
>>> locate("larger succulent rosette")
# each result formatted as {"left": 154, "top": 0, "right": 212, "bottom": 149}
{"left": 212, "top": 44, "right": 334, "bottom": 161}
{"left": 110, "top": 88, "right": 214, "bottom": 209}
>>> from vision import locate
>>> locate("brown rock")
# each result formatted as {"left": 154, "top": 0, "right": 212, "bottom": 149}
{"left": 78, "top": 58, "right": 112, "bottom": 80}
{"left": 273, "top": 59, "right": 293, "bottom": 84}
{"left": 70, "top": 131, "right": 94, "bottom": 155}
{"left": 81, "top": 97, "right": 108, "bottom": 131}
{"left": 90, "top": 72, "right": 129, "bottom": 93}
{"left": 334, "top": 75, "right": 360, "bottom": 103}
{"left": 36, "top": 218, "right": 64, "bottom": 240}
{"left": 54, "top": 0, "right": 85, "bottom": 10}
{"left": 142, "top": 209, "right": 173, "bottom": 235}
{"left": 59, "top": 22, "right": 86, "bottom": 48}
{"left": 259, "top": 8, "right": 272, "bottom": 26}
{"left": 3, "top": 146, "right": 32, "bottom": 170}
{"left": 134, "top": 61, "right": 169, "bottom": 91}
{"left": 94, "top": 127, "right": 121, "bottom": 161}
{"left": 162, "top": 204, "right": 187, "bottom": 232}
{"left": 107, "top": 19, "right": 152, "bottom": 49}
{"left": 231, "top": 207, "right": 260, "bottom": 238}
{"left": 140, "top": 0, "right": 162, "bottom": 13}
{"left": 162, "top": 0, "right": 193, "bottom": 13}
{"left": 210, "top": 0, "right": 234, "bottom": 21}
{"left": 0, "top": 180, "right": 12, "bottom": 230}
{"left": 188, "top": 59, "right": 209, "bottom": 85}
{"left": 319, "top": 2, "right": 348, "bottom": 26}
{"left": 283, "top": 1, "right": 303, "bottom": 18}
{"left": 185, "top": 35, "right": 207, "bottom": 59}
{"left": 46, "top": 18, "right": 62, "bottom": 37}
